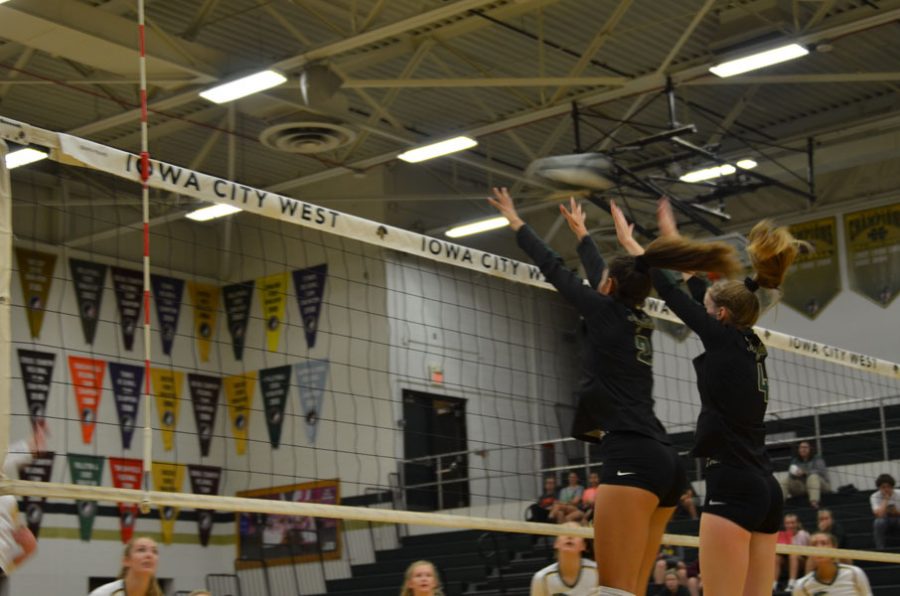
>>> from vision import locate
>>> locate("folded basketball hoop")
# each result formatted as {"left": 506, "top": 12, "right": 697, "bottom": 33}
{"left": 525, "top": 153, "right": 617, "bottom": 191}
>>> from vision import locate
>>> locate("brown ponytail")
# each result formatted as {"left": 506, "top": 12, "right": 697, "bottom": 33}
{"left": 642, "top": 235, "right": 743, "bottom": 279}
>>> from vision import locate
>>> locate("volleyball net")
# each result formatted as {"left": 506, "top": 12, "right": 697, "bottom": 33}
{"left": 1, "top": 116, "right": 899, "bottom": 568}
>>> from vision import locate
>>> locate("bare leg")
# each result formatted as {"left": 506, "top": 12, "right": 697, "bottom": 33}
{"left": 594, "top": 485, "right": 660, "bottom": 594}
{"left": 653, "top": 559, "right": 667, "bottom": 585}
{"left": 637, "top": 507, "right": 677, "bottom": 595}
{"left": 699, "top": 513, "right": 751, "bottom": 596}
{"left": 742, "top": 532, "right": 778, "bottom": 596}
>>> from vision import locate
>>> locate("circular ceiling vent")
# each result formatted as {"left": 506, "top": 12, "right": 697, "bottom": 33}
{"left": 259, "top": 122, "right": 356, "bottom": 154}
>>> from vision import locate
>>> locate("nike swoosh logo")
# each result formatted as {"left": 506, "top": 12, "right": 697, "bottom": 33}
{"left": 708, "top": 500, "right": 728, "bottom": 506}
{"left": 616, "top": 471, "right": 636, "bottom": 476}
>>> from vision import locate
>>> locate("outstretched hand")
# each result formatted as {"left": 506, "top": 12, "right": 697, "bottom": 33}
{"left": 559, "top": 197, "right": 589, "bottom": 240}
{"left": 487, "top": 187, "right": 525, "bottom": 231}
{"left": 657, "top": 197, "right": 679, "bottom": 237}
{"left": 610, "top": 200, "right": 644, "bottom": 256}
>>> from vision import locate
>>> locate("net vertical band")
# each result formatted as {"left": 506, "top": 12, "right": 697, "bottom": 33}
{"left": 0, "top": 142, "right": 11, "bottom": 471}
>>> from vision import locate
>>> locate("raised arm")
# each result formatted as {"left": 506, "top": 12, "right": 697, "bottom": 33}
{"left": 560, "top": 198, "right": 606, "bottom": 289}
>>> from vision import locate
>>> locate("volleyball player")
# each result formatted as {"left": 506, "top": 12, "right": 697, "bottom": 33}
{"left": 89, "top": 536, "right": 163, "bottom": 596}
{"left": 0, "top": 421, "right": 47, "bottom": 577}
{"left": 530, "top": 522, "right": 598, "bottom": 595}
{"left": 489, "top": 189, "right": 739, "bottom": 596}
{"left": 610, "top": 197, "right": 803, "bottom": 596}
{"left": 400, "top": 560, "right": 444, "bottom": 596}
{"left": 793, "top": 533, "right": 872, "bottom": 595}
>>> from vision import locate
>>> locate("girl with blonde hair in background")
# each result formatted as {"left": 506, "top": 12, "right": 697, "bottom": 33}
{"left": 89, "top": 536, "right": 163, "bottom": 596}
{"left": 400, "top": 560, "right": 444, "bottom": 596}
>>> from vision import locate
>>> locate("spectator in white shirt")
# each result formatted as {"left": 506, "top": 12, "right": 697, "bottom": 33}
{"left": 871, "top": 473, "right": 900, "bottom": 550}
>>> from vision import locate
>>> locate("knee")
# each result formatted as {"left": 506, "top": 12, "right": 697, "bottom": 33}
{"left": 807, "top": 474, "right": 821, "bottom": 487}
{"left": 655, "top": 559, "right": 667, "bottom": 573}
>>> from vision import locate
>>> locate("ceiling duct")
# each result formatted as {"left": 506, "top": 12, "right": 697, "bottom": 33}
{"left": 259, "top": 121, "right": 357, "bottom": 154}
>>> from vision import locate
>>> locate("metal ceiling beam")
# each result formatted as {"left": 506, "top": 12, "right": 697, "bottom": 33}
{"left": 343, "top": 76, "right": 630, "bottom": 88}
{"left": 182, "top": 0, "right": 224, "bottom": 40}
{"left": 0, "top": 48, "right": 33, "bottom": 101}
{"left": 656, "top": 0, "right": 717, "bottom": 74}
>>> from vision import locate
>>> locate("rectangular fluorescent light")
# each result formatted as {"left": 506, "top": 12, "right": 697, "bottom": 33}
{"left": 199, "top": 70, "right": 287, "bottom": 104}
{"left": 680, "top": 159, "right": 757, "bottom": 183}
{"left": 445, "top": 216, "right": 507, "bottom": 238}
{"left": 398, "top": 136, "right": 478, "bottom": 163}
{"left": 4, "top": 148, "right": 48, "bottom": 169}
{"left": 709, "top": 44, "right": 809, "bottom": 78}
{"left": 185, "top": 203, "right": 242, "bottom": 222}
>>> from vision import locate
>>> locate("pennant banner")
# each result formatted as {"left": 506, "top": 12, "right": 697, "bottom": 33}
{"left": 20, "top": 453, "right": 54, "bottom": 538}
{"left": 224, "top": 373, "right": 256, "bottom": 455}
{"left": 68, "top": 356, "right": 106, "bottom": 444}
{"left": 259, "top": 273, "right": 288, "bottom": 352}
{"left": 259, "top": 365, "right": 292, "bottom": 449}
{"left": 111, "top": 267, "right": 143, "bottom": 351}
{"left": 17, "top": 349, "right": 55, "bottom": 424}
{"left": 69, "top": 258, "right": 107, "bottom": 344}
{"left": 109, "top": 457, "right": 143, "bottom": 543}
{"left": 222, "top": 281, "right": 254, "bottom": 361}
{"left": 295, "top": 359, "right": 329, "bottom": 445}
{"left": 151, "top": 274, "right": 185, "bottom": 356}
{"left": 189, "top": 282, "right": 219, "bottom": 362}
{"left": 15, "top": 248, "right": 57, "bottom": 338}
{"left": 292, "top": 264, "right": 327, "bottom": 349}
{"left": 844, "top": 203, "right": 900, "bottom": 307}
{"left": 109, "top": 362, "right": 144, "bottom": 450}
{"left": 781, "top": 217, "right": 841, "bottom": 318}
{"left": 188, "top": 373, "right": 221, "bottom": 457}
{"left": 68, "top": 453, "right": 104, "bottom": 541}
{"left": 152, "top": 462, "right": 184, "bottom": 544}
{"left": 150, "top": 369, "right": 183, "bottom": 451}
{"left": 187, "top": 464, "right": 222, "bottom": 546}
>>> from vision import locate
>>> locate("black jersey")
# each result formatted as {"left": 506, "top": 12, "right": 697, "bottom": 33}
{"left": 651, "top": 270, "right": 772, "bottom": 472}
{"left": 516, "top": 225, "right": 669, "bottom": 444}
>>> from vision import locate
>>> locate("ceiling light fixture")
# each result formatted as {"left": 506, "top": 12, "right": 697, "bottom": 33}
{"left": 4, "top": 148, "right": 49, "bottom": 169}
{"left": 398, "top": 136, "right": 478, "bottom": 163}
{"left": 445, "top": 216, "right": 508, "bottom": 238}
{"left": 185, "top": 204, "right": 242, "bottom": 222}
{"left": 199, "top": 70, "right": 287, "bottom": 104}
{"left": 709, "top": 44, "right": 809, "bottom": 78}
{"left": 680, "top": 159, "right": 757, "bottom": 183}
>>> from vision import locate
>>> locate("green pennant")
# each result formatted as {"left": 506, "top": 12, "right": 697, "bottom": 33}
{"left": 68, "top": 454, "right": 104, "bottom": 541}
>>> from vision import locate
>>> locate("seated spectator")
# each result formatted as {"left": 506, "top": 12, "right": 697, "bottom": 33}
{"left": 871, "top": 473, "right": 900, "bottom": 550}
{"left": 793, "top": 532, "right": 872, "bottom": 595}
{"left": 653, "top": 570, "right": 690, "bottom": 596}
{"left": 564, "top": 471, "right": 599, "bottom": 523}
{"left": 530, "top": 522, "right": 598, "bottom": 595}
{"left": 781, "top": 440, "right": 830, "bottom": 508}
{"left": 527, "top": 476, "right": 558, "bottom": 524}
{"left": 549, "top": 472, "right": 583, "bottom": 524}
{"left": 776, "top": 513, "right": 811, "bottom": 592}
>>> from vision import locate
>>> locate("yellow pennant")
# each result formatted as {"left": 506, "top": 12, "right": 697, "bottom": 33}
{"left": 151, "top": 461, "right": 184, "bottom": 545}
{"left": 224, "top": 372, "right": 256, "bottom": 455}
{"left": 15, "top": 248, "right": 57, "bottom": 338}
{"left": 150, "top": 369, "right": 183, "bottom": 451}
{"left": 188, "top": 282, "right": 219, "bottom": 362}
{"left": 258, "top": 272, "right": 289, "bottom": 352}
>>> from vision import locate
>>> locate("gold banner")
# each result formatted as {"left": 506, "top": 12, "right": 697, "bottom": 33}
{"left": 152, "top": 462, "right": 184, "bottom": 545}
{"left": 782, "top": 217, "right": 841, "bottom": 318}
{"left": 150, "top": 369, "right": 183, "bottom": 451}
{"left": 844, "top": 203, "right": 900, "bottom": 307}
{"left": 259, "top": 272, "right": 288, "bottom": 352}
{"left": 224, "top": 372, "right": 256, "bottom": 455}
{"left": 189, "top": 283, "right": 219, "bottom": 362}
{"left": 15, "top": 248, "right": 57, "bottom": 338}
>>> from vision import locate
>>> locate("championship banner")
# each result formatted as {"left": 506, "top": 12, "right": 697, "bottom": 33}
{"left": 844, "top": 204, "right": 900, "bottom": 307}
{"left": 67, "top": 453, "right": 104, "bottom": 541}
{"left": 69, "top": 258, "right": 107, "bottom": 344}
{"left": 109, "top": 457, "right": 143, "bottom": 543}
{"left": 222, "top": 280, "right": 254, "bottom": 361}
{"left": 258, "top": 272, "right": 288, "bottom": 352}
{"left": 152, "top": 462, "right": 185, "bottom": 544}
{"left": 259, "top": 365, "right": 292, "bottom": 449}
{"left": 109, "top": 362, "right": 144, "bottom": 449}
{"left": 20, "top": 452, "right": 54, "bottom": 538}
{"left": 68, "top": 356, "right": 106, "bottom": 444}
{"left": 189, "top": 282, "right": 219, "bottom": 362}
{"left": 295, "top": 359, "right": 329, "bottom": 444}
{"left": 111, "top": 267, "right": 143, "bottom": 351}
{"left": 292, "top": 264, "right": 327, "bottom": 349}
{"left": 15, "top": 248, "right": 56, "bottom": 338}
{"left": 224, "top": 372, "right": 256, "bottom": 455}
{"left": 151, "top": 274, "right": 185, "bottom": 356}
{"left": 781, "top": 217, "right": 841, "bottom": 318}
{"left": 17, "top": 349, "right": 55, "bottom": 424}
{"left": 187, "top": 373, "right": 221, "bottom": 457}
{"left": 187, "top": 464, "right": 222, "bottom": 546}
{"left": 150, "top": 368, "right": 184, "bottom": 451}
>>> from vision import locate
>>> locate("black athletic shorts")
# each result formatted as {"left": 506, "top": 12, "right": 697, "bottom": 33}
{"left": 597, "top": 431, "right": 688, "bottom": 507}
{"left": 703, "top": 461, "right": 783, "bottom": 534}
